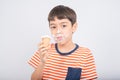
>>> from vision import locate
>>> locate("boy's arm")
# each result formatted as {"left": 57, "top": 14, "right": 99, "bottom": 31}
{"left": 31, "top": 62, "right": 45, "bottom": 80}
{"left": 29, "top": 44, "right": 50, "bottom": 80}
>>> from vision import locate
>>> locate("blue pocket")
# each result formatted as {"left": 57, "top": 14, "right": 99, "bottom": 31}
{"left": 65, "top": 67, "right": 82, "bottom": 80}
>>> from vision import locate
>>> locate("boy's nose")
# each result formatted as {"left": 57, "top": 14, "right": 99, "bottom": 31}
{"left": 56, "top": 28, "right": 61, "bottom": 33}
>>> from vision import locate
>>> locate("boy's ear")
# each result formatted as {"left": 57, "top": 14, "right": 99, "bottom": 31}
{"left": 72, "top": 22, "right": 78, "bottom": 33}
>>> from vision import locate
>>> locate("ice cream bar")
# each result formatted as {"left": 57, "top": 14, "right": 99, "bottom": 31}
{"left": 41, "top": 35, "right": 51, "bottom": 47}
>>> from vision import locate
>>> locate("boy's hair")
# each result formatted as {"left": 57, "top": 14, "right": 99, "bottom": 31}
{"left": 48, "top": 5, "right": 77, "bottom": 25}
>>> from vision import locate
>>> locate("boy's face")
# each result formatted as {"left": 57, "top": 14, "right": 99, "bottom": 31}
{"left": 49, "top": 17, "right": 77, "bottom": 44}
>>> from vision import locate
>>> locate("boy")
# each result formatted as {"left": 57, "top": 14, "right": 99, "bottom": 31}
{"left": 28, "top": 5, "right": 98, "bottom": 80}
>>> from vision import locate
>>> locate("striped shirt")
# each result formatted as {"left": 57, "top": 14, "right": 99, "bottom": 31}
{"left": 28, "top": 43, "right": 97, "bottom": 80}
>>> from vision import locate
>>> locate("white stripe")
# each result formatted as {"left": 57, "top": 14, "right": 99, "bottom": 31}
{"left": 45, "top": 66, "right": 66, "bottom": 71}
{"left": 82, "top": 68, "right": 96, "bottom": 74}
{"left": 43, "top": 76, "right": 65, "bottom": 80}
{"left": 48, "top": 56, "right": 81, "bottom": 62}
{"left": 28, "top": 61, "right": 37, "bottom": 68}
{"left": 31, "top": 57, "right": 40, "bottom": 64}
{"left": 82, "top": 75, "right": 97, "bottom": 80}
{"left": 43, "top": 74, "right": 65, "bottom": 79}
{"left": 33, "top": 55, "right": 40, "bottom": 60}
{"left": 44, "top": 69, "right": 66, "bottom": 75}
{"left": 84, "top": 62, "right": 95, "bottom": 67}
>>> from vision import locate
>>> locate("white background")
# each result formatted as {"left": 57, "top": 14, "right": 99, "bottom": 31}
{"left": 1, "top": 0, "right": 120, "bottom": 80}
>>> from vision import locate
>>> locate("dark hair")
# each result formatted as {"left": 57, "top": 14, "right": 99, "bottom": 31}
{"left": 48, "top": 5, "right": 77, "bottom": 25}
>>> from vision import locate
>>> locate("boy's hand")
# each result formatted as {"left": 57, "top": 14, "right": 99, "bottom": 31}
{"left": 38, "top": 42, "right": 50, "bottom": 63}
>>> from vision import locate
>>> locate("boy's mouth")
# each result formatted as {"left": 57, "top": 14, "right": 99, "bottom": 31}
{"left": 52, "top": 34, "right": 65, "bottom": 42}
{"left": 56, "top": 36, "right": 63, "bottom": 41}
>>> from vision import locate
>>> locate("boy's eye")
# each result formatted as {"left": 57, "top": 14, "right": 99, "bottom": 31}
{"left": 62, "top": 25, "right": 67, "bottom": 28}
{"left": 50, "top": 26, "right": 56, "bottom": 29}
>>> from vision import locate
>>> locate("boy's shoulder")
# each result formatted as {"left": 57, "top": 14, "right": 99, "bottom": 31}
{"left": 77, "top": 44, "right": 92, "bottom": 54}
{"left": 77, "top": 44, "right": 91, "bottom": 51}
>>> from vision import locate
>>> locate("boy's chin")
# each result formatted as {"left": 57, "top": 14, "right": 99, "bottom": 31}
{"left": 56, "top": 40, "right": 66, "bottom": 45}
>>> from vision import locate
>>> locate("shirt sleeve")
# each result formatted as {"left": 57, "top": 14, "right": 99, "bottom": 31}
{"left": 28, "top": 50, "right": 41, "bottom": 69}
{"left": 28, "top": 44, "right": 54, "bottom": 69}
{"left": 81, "top": 48, "right": 98, "bottom": 80}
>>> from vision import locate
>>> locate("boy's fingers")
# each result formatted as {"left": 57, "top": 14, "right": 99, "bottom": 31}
{"left": 39, "top": 51, "right": 48, "bottom": 60}
{"left": 38, "top": 42, "right": 43, "bottom": 48}
{"left": 38, "top": 47, "right": 48, "bottom": 56}
{"left": 47, "top": 44, "right": 51, "bottom": 49}
{"left": 40, "top": 47, "right": 48, "bottom": 52}
{"left": 37, "top": 41, "right": 50, "bottom": 63}
{"left": 38, "top": 45, "right": 44, "bottom": 49}
{"left": 38, "top": 44, "right": 50, "bottom": 52}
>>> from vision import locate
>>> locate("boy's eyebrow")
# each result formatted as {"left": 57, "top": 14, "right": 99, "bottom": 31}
{"left": 60, "top": 22, "right": 68, "bottom": 24}
{"left": 49, "top": 21, "right": 68, "bottom": 25}
{"left": 50, "top": 22, "right": 67, "bottom": 26}
{"left": 49, "top": 23, "right": 55, "bottom": 26}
